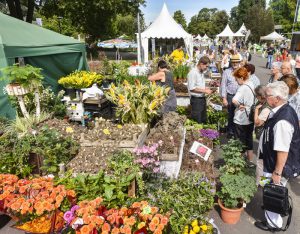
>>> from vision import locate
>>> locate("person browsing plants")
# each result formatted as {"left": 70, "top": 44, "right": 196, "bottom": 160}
{"left": 232, "top": 67, "right": 255, "bottom": 163}
{"left": 187, "top": 56, "right": 213, "bottom": 123}
{"left": 255, "top": 81, "right": 300, "bottom": 231}
{"left": 148, "top": 60, "right": 177, "bottom": 113}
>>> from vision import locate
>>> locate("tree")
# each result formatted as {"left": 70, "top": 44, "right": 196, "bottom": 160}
{"left": 173, "top": 10, "right": 187, "bottom": 29}
{"left": 41, "top": 0, "right": 146, "bottom": 41}
{"left": 187, "top": 8, "right": 229, "bottom": 38}
{"left": 3, "top": 0, "right": 42, "bottom": 23}
{"left": 229, "top": 6, "right": 239, "bottom": 32}
{"left": 269, "top": 0, "right": 299, "bottom": 33}
{"left": 245, "top": 5, "right": 274, "bottom": 42}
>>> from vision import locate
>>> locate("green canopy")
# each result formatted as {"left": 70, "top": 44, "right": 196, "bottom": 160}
{"left": 0, "top": 12, "right": 88, "bottom": 119}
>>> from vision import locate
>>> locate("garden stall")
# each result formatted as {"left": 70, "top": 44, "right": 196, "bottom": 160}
{"left": 0, "top": 12, "right": 88, "bottom": 119}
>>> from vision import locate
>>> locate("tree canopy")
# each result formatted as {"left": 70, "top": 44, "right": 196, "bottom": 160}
{"left": 187, "top": 8, "right": 229, "bottom": 37}
{"left": 173, "top": 10, "right": 187, "bottom": 30}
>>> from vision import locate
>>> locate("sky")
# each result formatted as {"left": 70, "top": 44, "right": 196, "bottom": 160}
{"left": 141, "top": 0, "right": 270, "bottom": 25}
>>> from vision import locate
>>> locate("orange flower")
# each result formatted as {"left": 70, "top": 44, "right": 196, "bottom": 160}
{"left": 94, "top": 216, "right": 104, "bottom": 226}
{"left": 67, "top": 190, "right": 76, "bottom": 198}
{"left": 102, "top": 222, "right": 111, "bottom": 232}
{"left": 161, "top": 217, "right": 168, "bottom": 225}
{"left": 149, "top": 222, "right": 156, "bottom": 232}
{"left": 131, "top": 202, "right": 140, "bottom": 208}
{"left": 151, "top": 207, "right": 159, "bottom": 214}
{"left": 151, "top": 217, "right": 160, "bottom": 226}
{"left": 80, "top": 225, "right": 91, "bottom": 234}
{"left": 107, "top": 215, "right": 116, "bottom": 224}
{"left": 111, "top": 227, "right": 120, "bottom": 234}
{"left": 83, "top": 214, "right": 91, "bottom": 224}
{"left": 154, "top": 229, "right": 162, "bottom": 234}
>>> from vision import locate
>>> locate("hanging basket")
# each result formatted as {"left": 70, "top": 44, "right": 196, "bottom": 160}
{"left": 5, "top": 84, "right": 29, "bottom": 96}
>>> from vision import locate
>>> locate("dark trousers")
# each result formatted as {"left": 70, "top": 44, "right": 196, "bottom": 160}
{"left": 234, "top": 123, "right": 254, "bottom": 151}
{"left": 191, "top": 96, "right": 206, "bottom": 123}
{"left": 227, "top": 93, "right": 236, "bottom": 135}
{"left": 296, "top": 68, "right": 300, "bottom": 83}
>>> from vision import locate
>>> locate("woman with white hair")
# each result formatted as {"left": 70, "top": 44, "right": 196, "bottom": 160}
{"left": 268, "top": 62, "right": 282, "bottom": 83}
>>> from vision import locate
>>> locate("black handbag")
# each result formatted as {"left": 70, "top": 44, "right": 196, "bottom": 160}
{"left": 263, "top": 183, "right": 293, "bottom": 231}
{"left": 244, "top": 84, "right": 256, "bottom": 122}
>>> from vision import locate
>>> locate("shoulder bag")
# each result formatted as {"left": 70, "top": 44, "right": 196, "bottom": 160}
{"left": 244, "top": 84, "right": 256, "bottom": 122}
{"left": 263, "top": 183, "right": 293, "bottom": 231}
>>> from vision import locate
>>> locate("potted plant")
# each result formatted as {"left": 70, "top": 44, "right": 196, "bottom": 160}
{"left": 217, "top": 139, "right": 257, "bottom": 224}
{"left": 1, "top": 64, "right": 44, "bottom": 118}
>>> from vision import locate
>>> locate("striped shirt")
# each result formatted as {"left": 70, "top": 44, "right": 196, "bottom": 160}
{"left": 220, "top": 68, "right": 239, "bottom": 98}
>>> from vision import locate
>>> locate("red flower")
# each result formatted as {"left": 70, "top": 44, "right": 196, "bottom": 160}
{"left": 134, "top": 227, "right": 148, "bottom": 234}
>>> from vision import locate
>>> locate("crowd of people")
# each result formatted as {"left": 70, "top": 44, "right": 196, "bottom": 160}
{"left": 149, "top": 41, "right": 300, "bottom": 232}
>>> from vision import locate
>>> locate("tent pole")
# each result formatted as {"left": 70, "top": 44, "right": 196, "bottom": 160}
{"left": 138, "top": 12, "right": 143, "bottom": 64}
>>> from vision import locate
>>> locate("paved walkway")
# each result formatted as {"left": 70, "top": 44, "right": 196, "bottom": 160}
{"left": 210, "top": 54, "right": 300, "bottom": 234}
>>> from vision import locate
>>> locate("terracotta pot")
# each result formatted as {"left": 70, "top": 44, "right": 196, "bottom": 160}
{"left": 218, "top": 199, "right": 244, "bottom": 224}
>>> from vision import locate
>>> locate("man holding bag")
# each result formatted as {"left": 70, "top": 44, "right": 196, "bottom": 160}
{"left": 255, "top": 81, "right": 300, "bottom": 231}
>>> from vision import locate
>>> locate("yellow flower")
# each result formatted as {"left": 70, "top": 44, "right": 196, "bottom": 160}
{"left": 193, "top": 225, "right": 200, "bottom": 233}
{"left": 191, "top": 220, "right": 198, "bottom": 227}
{"left": 103, "top": 129, "right": 110, "bottom": 135}
{"left": 137, "top": 222, "right": 146, "bottom": 229}
{"left": 149, "top": 101, "right": 158, "bottom": 111}
{"left": 65, "top": 127, "right": 74, "bottom": 133}
{"left": 117, "top": 124, "right": 123, "bottom": 129}
{"left": 200, "top": 225, "right": 208, "bottom": 231}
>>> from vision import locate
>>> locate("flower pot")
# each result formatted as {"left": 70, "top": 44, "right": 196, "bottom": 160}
{"left": 218, "top": 199, "right": 244, "bottom": 224}
{"left": 5, "top": 84, "right": 29, "bottom": 96}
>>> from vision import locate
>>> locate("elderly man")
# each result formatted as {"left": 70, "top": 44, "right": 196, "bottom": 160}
{"left": 255, "top": 81, "right": 300, "bottom": 232}
{"left": 187, "top": 56, "right": 213, "bottom": 123}
{"left": 221, "top": 54, "right": 241, "bottom": 138}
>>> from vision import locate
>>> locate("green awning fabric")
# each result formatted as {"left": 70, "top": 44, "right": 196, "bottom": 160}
{"left": 0, "top": 12, "right": 88, "bottom": 119}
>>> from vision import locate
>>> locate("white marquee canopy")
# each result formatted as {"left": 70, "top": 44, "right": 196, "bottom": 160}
{"left": 137, "top": 3, "right": 193, "bottom": 63}
{"left": 216, "top": 24, "right": 235, "bottom": 37}
{"left": 260, "top": 31, "right": 285, "bottom": 41}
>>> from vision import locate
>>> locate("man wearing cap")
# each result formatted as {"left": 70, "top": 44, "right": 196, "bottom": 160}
{"left": 220, "top": 54, "right": 241, "bottom": 138}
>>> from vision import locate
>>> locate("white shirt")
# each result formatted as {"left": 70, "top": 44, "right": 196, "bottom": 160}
{"left": 249, "top": 74, "right": 260, "bottom": 89}
{"left": 187, "top": 67, "right": 207, "bottom": 97}
{"left": 259, "top": 104, "right": 295, "bottom": 154}
{"left": 233, "top": 81, "right": 255, "bottom": 125}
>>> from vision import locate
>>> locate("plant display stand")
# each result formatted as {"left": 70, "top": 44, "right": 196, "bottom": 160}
{"left": 159, "top": 128, "right": 186, "bottom": 178}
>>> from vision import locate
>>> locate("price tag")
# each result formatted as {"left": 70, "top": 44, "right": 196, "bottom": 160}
{"left": 243, "top": 203, "right": 247, "bottom": 208}
{"left": 212, "top": 104, "right": 222, "bottom": 111}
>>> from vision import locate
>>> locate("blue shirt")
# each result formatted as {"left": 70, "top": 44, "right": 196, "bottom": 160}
{"left": 220, "top": 68, "right": 239, "bottom": 98}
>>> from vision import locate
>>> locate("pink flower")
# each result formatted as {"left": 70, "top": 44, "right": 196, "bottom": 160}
{"left": 71, "top": 205, "right": 80, "bottom": 213}
{"left": 64, "top": 211, "right": 74, "bottom": 224}
{"left": 158, "top": 140, "right": 163, "bottom": 146}
{"left": 195, "top": 159, "right": 200, "bottom": 164}
{"left": 153, "top": 167, "right": 160, "bottom": 173}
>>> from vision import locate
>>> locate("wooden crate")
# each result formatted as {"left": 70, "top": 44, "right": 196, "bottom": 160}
{"left": 160, "top": 147, "right": 179, "bottom": 161}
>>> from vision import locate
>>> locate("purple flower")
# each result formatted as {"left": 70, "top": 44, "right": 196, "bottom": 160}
{"left": 70, "top": 205, "right": 80, "bottom": 213}
{"left": 200, "top": 129, "right": 219, "bottom": 140}
{"left": 64, "top": 211, "right": 74, "bottom": 224}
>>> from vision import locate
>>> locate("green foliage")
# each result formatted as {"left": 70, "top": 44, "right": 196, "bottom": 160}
{"left": 217, "top": 139, "right": 257, "bottom": 208}
{"left": 145, "top": 172, "right": 215, "bottom": 234}
{"left": 220, "top": 139, "right": 246, "bottom": 174}
{"left": 184, "top": 119, "right": 217, "bottom": 131}
{"left": 0, "top": 126, "right": 79, "bottom": 177}
{"left": 173, "top": 10, "right": 187, "bottom": 30}
{"left": 36, "top": 14, "right": 78, "bottom": 37}
{"left": 55, "top": 151, "right": 143, "bottom": 207}
{"left": 173, "top": 64, "right": 190, "bottom": 80}
{"left": 114, "top": 14, "right": 136, "bottom": 40}
{"left": 219, "top": 173, "right": 257, "bottom": 208}
{"left": 1, "top": 64, "right": 43, "bottom": 88}
{"left": 40, "top": 0, "right": 145, "bottom": 40}
{"left": 229, "top": 0, "right": 275, "bottom": 42}
{"left": 176, "top": 106, "right": 188, "bottom": 116}
{"left": 187, "top": 8, "right": 229, "bottom": 38}
{"left": 9, "top": 87, "right": 66, "bottom": 118}
{"left": 269, "top": 0, "right": 300, "bottom": 33}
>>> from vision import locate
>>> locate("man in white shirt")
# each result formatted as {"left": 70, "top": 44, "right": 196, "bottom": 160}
{"left": 187, "top": 56, "right": 213, "bottom": 123}
{"left": 255, "top": 81, "right": 300, "bottom": 232}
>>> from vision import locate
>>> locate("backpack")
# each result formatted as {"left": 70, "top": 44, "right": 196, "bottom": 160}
{"left": 248, "top": 53, "right": 252, "bottom": 61}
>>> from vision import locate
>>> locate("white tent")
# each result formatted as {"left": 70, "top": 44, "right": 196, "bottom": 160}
{"left": 195, "top": 34, "right": 202, "bottom": 40}
{"left": 202, "top": 34, "right": 210, "bottom": 40}
{"left": 235, "top": 23, "right": 247, "bottom": 36}
{"left": 233, "top": 31, "right": 245, "bottom": 37}
{"left": 216, "top": 24, "right": 235, "bottom": 37}
{"left": 138, "top": 3, "right": 193, "bottom": 63}
{"left": 260, "top": 31, "right": 285, "bottom": 41}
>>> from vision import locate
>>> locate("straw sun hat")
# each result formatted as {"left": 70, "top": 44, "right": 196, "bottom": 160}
{"left": 230, "top": 54, "right": 241, "bottom": 63}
